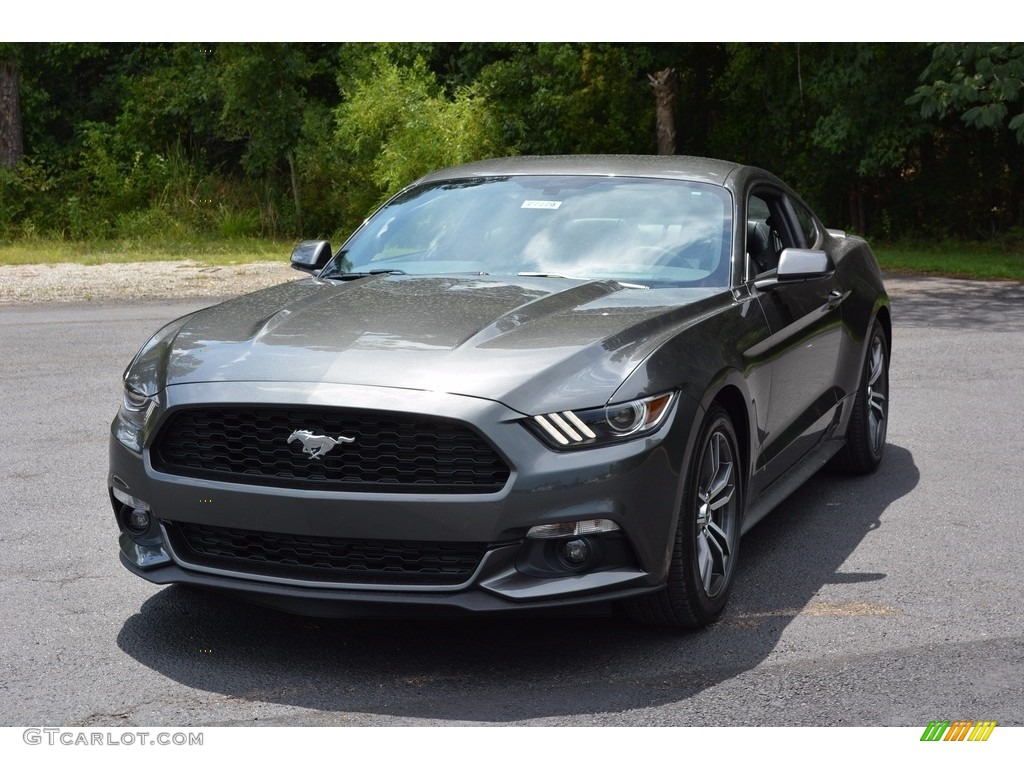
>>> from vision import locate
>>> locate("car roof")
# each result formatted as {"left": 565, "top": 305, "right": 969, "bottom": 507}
{"left": 418, "top": 155, "right": 747, "bottom": 187}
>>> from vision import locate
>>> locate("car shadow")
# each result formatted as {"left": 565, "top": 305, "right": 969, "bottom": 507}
{"left": 884, "top": 275, "right": 1024, "bottom": 331}
{"left": 117, "top": 443, "right": 919, "bottom": 723}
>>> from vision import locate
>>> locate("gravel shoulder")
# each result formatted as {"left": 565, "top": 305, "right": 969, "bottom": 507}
{"left": 0, "top": 261, "right": 302, "bottom": 304}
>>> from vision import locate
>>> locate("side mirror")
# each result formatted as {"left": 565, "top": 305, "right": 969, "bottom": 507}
{"left": 290, "top": 240, "right": 333, "bottom": 273}
{"left": 777, "top": 248, "right": 830, "bottom": 278}
{"left": 754, "top": 248, "right": 832, "bottom": 290}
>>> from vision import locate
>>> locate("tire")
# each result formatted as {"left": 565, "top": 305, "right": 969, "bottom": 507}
{"left": 834, "top": 323, "right": 889, "bottom": 474}
{"left": 625, "top": 404, "right": 743, "bottom": 628}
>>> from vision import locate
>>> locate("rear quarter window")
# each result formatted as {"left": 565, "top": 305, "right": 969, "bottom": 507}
{"left": 792, "top": 200, "right": 819, "bottom": 247}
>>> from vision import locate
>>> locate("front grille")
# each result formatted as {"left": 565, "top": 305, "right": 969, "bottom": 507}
{"left": 166, "top": 522, "right": 487, "bottom": 586}
{"left": 151, "top": 407, "right": 510, "bottom": 493}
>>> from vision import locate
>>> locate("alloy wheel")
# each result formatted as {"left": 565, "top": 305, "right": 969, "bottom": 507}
{"left": 695, "top": 429, "right": 738, "bottom": 598}
{"left": 866, "top": 333, "right": 888, "bottom": 455}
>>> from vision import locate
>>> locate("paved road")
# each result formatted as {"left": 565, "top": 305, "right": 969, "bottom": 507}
{"left": 1, "top": 277, "right": 1022, "bottom": 727}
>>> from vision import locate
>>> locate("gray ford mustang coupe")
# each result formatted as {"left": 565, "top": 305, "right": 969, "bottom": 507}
{"left": 109, "top": 155, "right": 890, "bottom": 627}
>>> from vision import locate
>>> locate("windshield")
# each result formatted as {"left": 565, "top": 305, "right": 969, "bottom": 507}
{"left": 322, "top": 175, "right": 733, "bottom": 287}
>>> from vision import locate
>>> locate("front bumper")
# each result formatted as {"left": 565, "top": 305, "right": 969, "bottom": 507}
{"left": 109, "top": 381, "right": 699, "bottom": 616}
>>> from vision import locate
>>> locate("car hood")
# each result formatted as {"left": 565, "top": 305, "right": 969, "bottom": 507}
{"left": 128, "top": 275, "right": 722, "bottom": 414}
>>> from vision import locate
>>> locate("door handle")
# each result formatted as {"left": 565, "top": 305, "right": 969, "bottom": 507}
{"left": 826, "top": 290, "right": 843, "bottom": 310}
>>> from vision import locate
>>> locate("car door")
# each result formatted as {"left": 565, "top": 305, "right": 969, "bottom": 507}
{"left": 747, "top": 186, "right": 845, "bottom": 488}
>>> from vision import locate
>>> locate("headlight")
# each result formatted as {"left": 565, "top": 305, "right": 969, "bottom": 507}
{"left": 114, "top": 385, "right": 156, "bottom": 452}
{"left": 123, "top": 315, "right": 192, "bottom": 396}
{"left": 528, "top": 391, "right": 676, "bottom": 449}
{"left": 114, "top": 315, "right": 191, "bottom": 451}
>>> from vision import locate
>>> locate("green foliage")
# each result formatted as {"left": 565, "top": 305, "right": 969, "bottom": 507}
{"left": 708, "top": 43, "right": 799, "bottom": 160}
{"left": 478, "top": 43, "right": 655, "bottom": 155}
{"left": 113, "top": 44, "right": 222, "bottom": 161}
{"left": 808, "top": 45, "right": 930, "bottom": 177}
{"left": 214, "top": 205, "right": 261, "bottom": 238}
{"left": 905, "top": 44, "right": 1024, "bottom": 238}
{"left": 335, "top": 54, "right": 506, "bottom": 205}
{"left": 708, "top": 43, "right": 987, "bottom": 236}
{"left": 910, "top": 43, "right": 1024, "bottom": 143}
{"left": 114, "top": 206, "right": 193, "bottom": 240}
{"left": 152, "top": 142, "right": 209, "bottom": 223}
{"left": 0, "top": 156, "right": 55, "bottom": 240}
{"left": 294, "top": 104, "right": 355, "bottom": 239}
{"left": 14, "top": 43, "right": 124, "bottom": 164}
{"left": 76, "top": 122, "right": 167, "bottom": 208}
{"left": 2, "top": 42, "right": 1024, "bottom": 249}
{"left": 216, "top": 43, "right": 307, "bottom": 179}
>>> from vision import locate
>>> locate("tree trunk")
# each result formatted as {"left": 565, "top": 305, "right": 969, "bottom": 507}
{"left": 288, "top": 150, "right": 302, "bottom": 237}
{"left": 848, "top": 188, "right": 866, "bottom": 234}
{"left": 648, "top": 68, "right": 678, "bottom": 155}
{"left": 0, "top": 59, "right": 24, "bottom": 169}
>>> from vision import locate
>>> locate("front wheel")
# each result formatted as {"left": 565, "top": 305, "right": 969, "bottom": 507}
{"left": 834, "top": 323, "right": 889, "bottom": 474}
{"left": 625, "top": 404, "right": 743, "bottom": 628}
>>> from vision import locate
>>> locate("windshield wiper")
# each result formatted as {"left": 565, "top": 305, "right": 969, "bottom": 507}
{"left": 325, "top": 268, "right": 408, "bottom": 281}
{"left": 517, "top": 271, "right": 577, "bottom": 279}
{"left": 327, "top": 269, "right": 496, "bottom": 281}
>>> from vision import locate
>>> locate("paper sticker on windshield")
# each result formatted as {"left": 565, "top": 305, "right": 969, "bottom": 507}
{"left": 522, "top": 200, "right": 562, "bottom": 209}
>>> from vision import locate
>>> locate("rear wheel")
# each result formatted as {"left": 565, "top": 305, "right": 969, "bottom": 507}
{"left": 625, "top": 404, "right": 742, "bottom": 628}
{"left": 834, "top": 323, "right": 889, "bottom": 474}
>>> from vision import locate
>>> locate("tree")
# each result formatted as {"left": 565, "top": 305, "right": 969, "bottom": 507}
{"left": 708, "top": 43, "right": 935, "bottom": 234}
{"left": 804, "top": 44, "right": 931, "bottom": 234}
{"left": 216, "top": 43, "right": 310, "bottom": 235}
{"left": 910, "top": 43, "right": 1024, "bottom": 144}
{"left": 1, "top": 42, "right": 1021, "bottom": 242}
{"left": 335, "top": 54, "right": 505, "bottom": 208}
{"left": 0, "top": 51, "right": 23, "bottom": 168}
{"left": 477, "top": 43, "right": 657, "bottom": 155}
{"left": 649, "top": 68, "right": 677, "bottom": 155}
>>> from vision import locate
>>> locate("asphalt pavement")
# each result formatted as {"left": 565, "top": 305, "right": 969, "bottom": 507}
{"left": 1, "top": 276, "right": 1022, "bottom": 726}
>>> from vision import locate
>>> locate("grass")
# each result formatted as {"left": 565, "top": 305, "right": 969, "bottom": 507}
{"left": 0, "top": 237, "right": 292, "bottom": 267}
{"left": 874, "top": 243, "right": 1024, "bottom": 281}
{"left": 1, "top": 236, "right": 1022, "bottom": 281}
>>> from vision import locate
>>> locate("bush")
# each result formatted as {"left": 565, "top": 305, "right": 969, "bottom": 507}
{"left": 114, "top": 207, "right": 194, "bottom": 240}
{"left": 0, "top": 157, "right": 57, "bottom": 241}
{"left": 215, "top": 204, "right": 260, "bottom": 238}
{"left": 335, "top": 55, "right": 508, "bottom": 205}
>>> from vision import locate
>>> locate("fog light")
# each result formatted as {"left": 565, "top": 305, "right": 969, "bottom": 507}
{"left": 560, "top": 538, "right": 591, "bottom": 566}
{"left": 126, "top": 507, "right": 151, "bottom": 533}
{"left": 112, "top": 487, "right": 152, "bottom": 534}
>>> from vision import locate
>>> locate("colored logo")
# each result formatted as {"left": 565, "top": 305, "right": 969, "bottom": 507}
{"left": 920, "top": 721, "right": 997, "bottom": 742}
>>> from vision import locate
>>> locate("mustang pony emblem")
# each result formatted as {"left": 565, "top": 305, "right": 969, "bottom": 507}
{"left": 287, "top": 430, "right": 355, "bottom": 460}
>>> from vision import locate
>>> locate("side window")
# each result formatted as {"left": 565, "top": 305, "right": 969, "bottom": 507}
{"left": 791, "top": 198, "right": 819, "bottom": 248}
{"left": 746, "top": 192, "right": 786, "bottom": 277}
{"left": 748, "top": 195, "right": 770, "bottom": 223}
